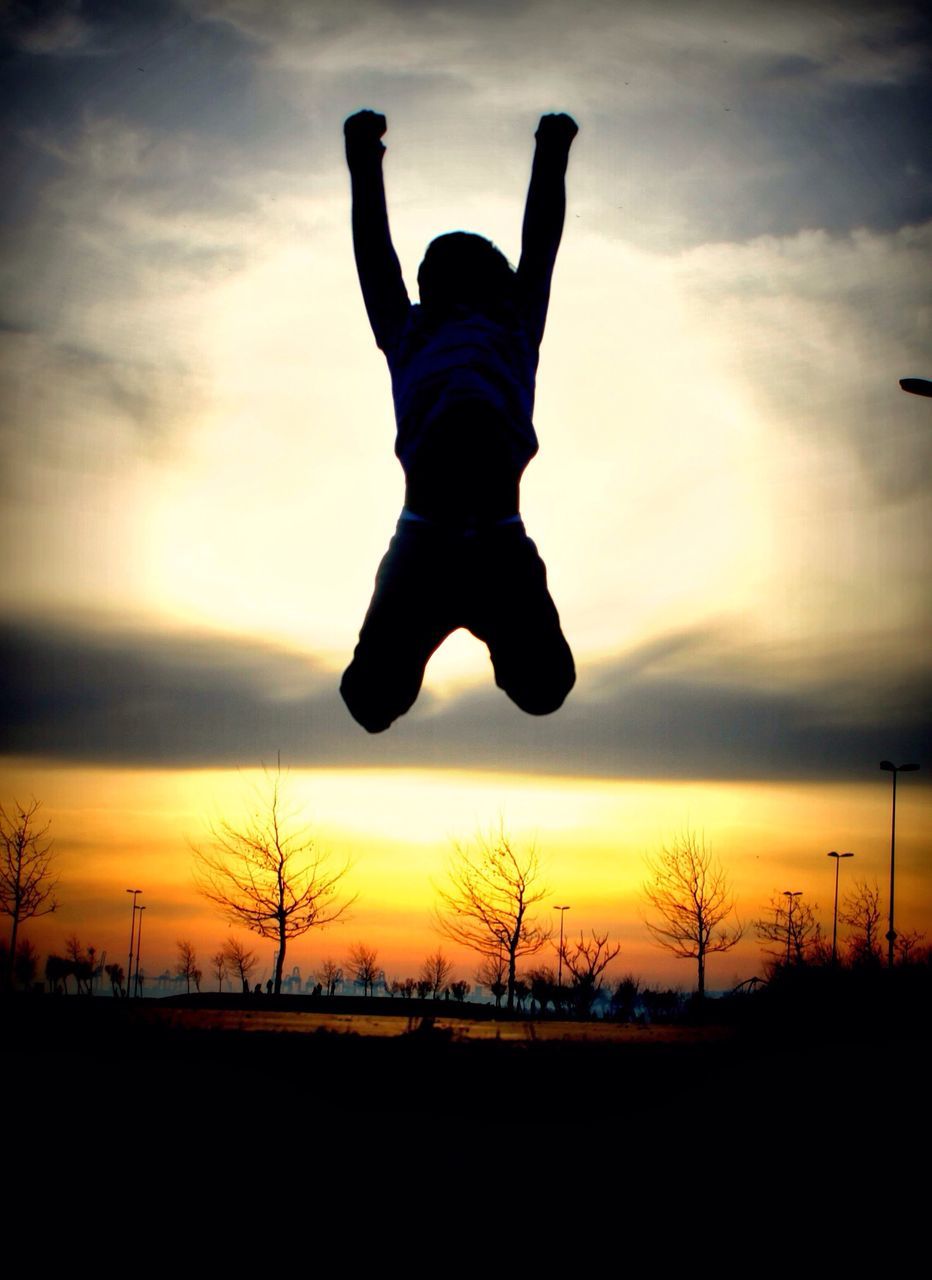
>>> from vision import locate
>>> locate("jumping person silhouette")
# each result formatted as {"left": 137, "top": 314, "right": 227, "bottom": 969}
{"left": 341, "top": 109, "right": 578, "bottom": 733}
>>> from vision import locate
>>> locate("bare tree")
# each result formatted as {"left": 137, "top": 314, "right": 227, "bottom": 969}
{"left": 211, "top": 947, "right": 228, "bottom": 993}
{"left": 643, "top": 831, "right": 744, "bottom": 998}
{"left": 612, "top": 974, "right": 641, "bottom": 1022}
{"left": 894, "top": 930, "right": 928, "bottom": 965}
{"left": 839, "top": 880, "right": 883, "bottom": 967}
{"left": 755, "top": 893, "right": 824, "bottom": 968}
{"left": 560, "top": 929, "right": 621, "bottom": 1016}
{"left": 12, "top": 938, "right": 39, "bottom": 990}
{"left": 45, "top": 953, "right": 71, "bottom": 994}
{"left": 419, "top": 948, "right": 454, "bottom": 999}
{"left": 526, "top": 964, "right": 559, "bottom": 1013}
{"left": 475, "top": 953, "right": 508, "bottom": 1008}
{"left": 192, "top": 764, "right": 354, "bottom": 994}
{"left": 435, "top": 827, "right": 551, "bottom": 1010}
{"left": 348, "top": 943, "right": 379, "bottom": 997}
{"left": 65, "top": 935, "right": 97, "bottom": 995}
{"left": 223, "top": 936, "right": 258, "bottom": 992}
{"left": 87, "top": 945, "right": 104, "bottom": 995}
{"left": 104, "top": 962, "right": 124, "bottom": 997}
{"left": 176, "top": 940, "right": 199, "bottom": 995}
{"left": 319, "top": 957, "right": 343, "bottom": 997}
{"left": 1, "top": 799, "right": 58, "bottom": 988}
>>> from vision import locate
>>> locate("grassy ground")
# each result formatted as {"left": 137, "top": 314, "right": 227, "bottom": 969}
{"left": 115, "top": 1002, "right": 741, "bottom": 1043}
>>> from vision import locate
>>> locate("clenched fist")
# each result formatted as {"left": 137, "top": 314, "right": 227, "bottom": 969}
{"left": 344, "top": 109, "right": 387, "bottom": 160}
{"left": 535, "top": 113, "right": 579, "bottom": 149}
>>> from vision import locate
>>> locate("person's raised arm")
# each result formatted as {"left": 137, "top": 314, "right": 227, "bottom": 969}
{"left": 516, "top": 113, "right": 578, "bottom": 347}
{"left": 344, "top": 110, "right": 410, "bottom": 351}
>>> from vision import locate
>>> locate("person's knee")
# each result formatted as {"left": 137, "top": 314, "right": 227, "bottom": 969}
{"left": 507, "top": 677, "right": 574, "bottom": 716}
{"left": 496, "top": 650, "right": 576, "bottom": 717}
{"left": 341, "top": 687, "right": 394, "bottom": 733}
{"left": 340, "top": 663, "right": 419, "bottom": 734}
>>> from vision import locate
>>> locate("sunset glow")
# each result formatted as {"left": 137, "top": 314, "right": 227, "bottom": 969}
{"left": 5, "top": 759, "right": 929, "bottom": 990}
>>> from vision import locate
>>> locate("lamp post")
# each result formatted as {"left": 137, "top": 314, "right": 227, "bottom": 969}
{"left": 125, "top": 889, "right": 142, "bottom": 998}
{"left": 827, "top": 852, "right": 854, "bottom": 965}
{"left": 879, "top": 761, "right": 920, "bottom": 968}
{"left": 783, "top": 891, "right": 802, "bottom": 966}
{"left": 133, "top": 904, "right": 146, "bottom": 998}
{"left": 554, "top": 905, "right": 570, "bottom": 988}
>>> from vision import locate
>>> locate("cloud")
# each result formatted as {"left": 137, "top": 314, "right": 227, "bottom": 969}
{"left": 198, "top": 0, "right": 932, "bottom": 244}
{"left": 675, "top": 220, "right": 932, "bottom": 504}
{"left": 3, "top": 0, "right": 930, "bottom": 263}
{"left": 3, "top": 0, "right": 928, "bottom": 358}
{"left": 0, "top": 328, "right": 206, "bottom": 481}
{"left": 1, "top": 611, "right": 927, "bottom": 779}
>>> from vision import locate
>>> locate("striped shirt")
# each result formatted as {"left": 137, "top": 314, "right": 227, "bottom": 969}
{"left": 387, "top": 303, "right": 540, "bottom": 476}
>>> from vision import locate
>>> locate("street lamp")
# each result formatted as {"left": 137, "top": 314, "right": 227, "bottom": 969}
{"left": 554, "top": 905, "right": 570, "bottom": 988}
{"left": 133, "top": 904, "right": 146, "bottom": 998}
{"left": 879, "top": 761, "right": 920, "bottom": 968}
{"left": 899, "top": 378, "right": 932, "bottom": 397}
{"left": 827, "top": 851, "right": 854, "bottom": 965}
{"left": 125, "top": 889, "right": 142, "bottom": 998}
{"left": 783, "top": 891, "right": 802, "bottom": 966}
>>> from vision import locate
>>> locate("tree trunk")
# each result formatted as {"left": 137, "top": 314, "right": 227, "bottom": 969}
{"left": 7, "top": 915, "right": 19, "bottom": 989}
{"left": 275, "top": 924, "right": 286, "bottom": 995}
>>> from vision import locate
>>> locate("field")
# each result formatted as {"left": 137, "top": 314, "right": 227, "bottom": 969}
{"left": 4, "top": 991, "right": 927, "bottom": 1215}
{"left": 124, "top": 1003, "right": 740, "bottom": 1043}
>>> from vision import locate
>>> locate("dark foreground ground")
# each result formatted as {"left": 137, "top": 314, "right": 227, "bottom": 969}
{"left": 5, "top": 993, "right": 928, "bottom": 1141}
{"left": 6, "top": 991, "right": 927, "bottom": 1236}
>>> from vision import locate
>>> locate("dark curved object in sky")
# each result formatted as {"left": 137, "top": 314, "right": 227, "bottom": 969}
{"left": 899, "top": 377, "right": 932, "bottom": 396}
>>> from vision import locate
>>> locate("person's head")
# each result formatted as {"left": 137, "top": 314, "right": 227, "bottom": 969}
{"left": 417, "top": 232, "right": 515, "bottom": 315}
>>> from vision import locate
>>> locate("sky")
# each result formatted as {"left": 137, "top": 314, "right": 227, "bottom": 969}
{"left": 1, "top": 0, "right": 929, "bottom": 990}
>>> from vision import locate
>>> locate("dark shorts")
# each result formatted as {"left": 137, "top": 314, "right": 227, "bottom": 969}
{"left": 341, "top": 516, "right": 576, "bottom": 733}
